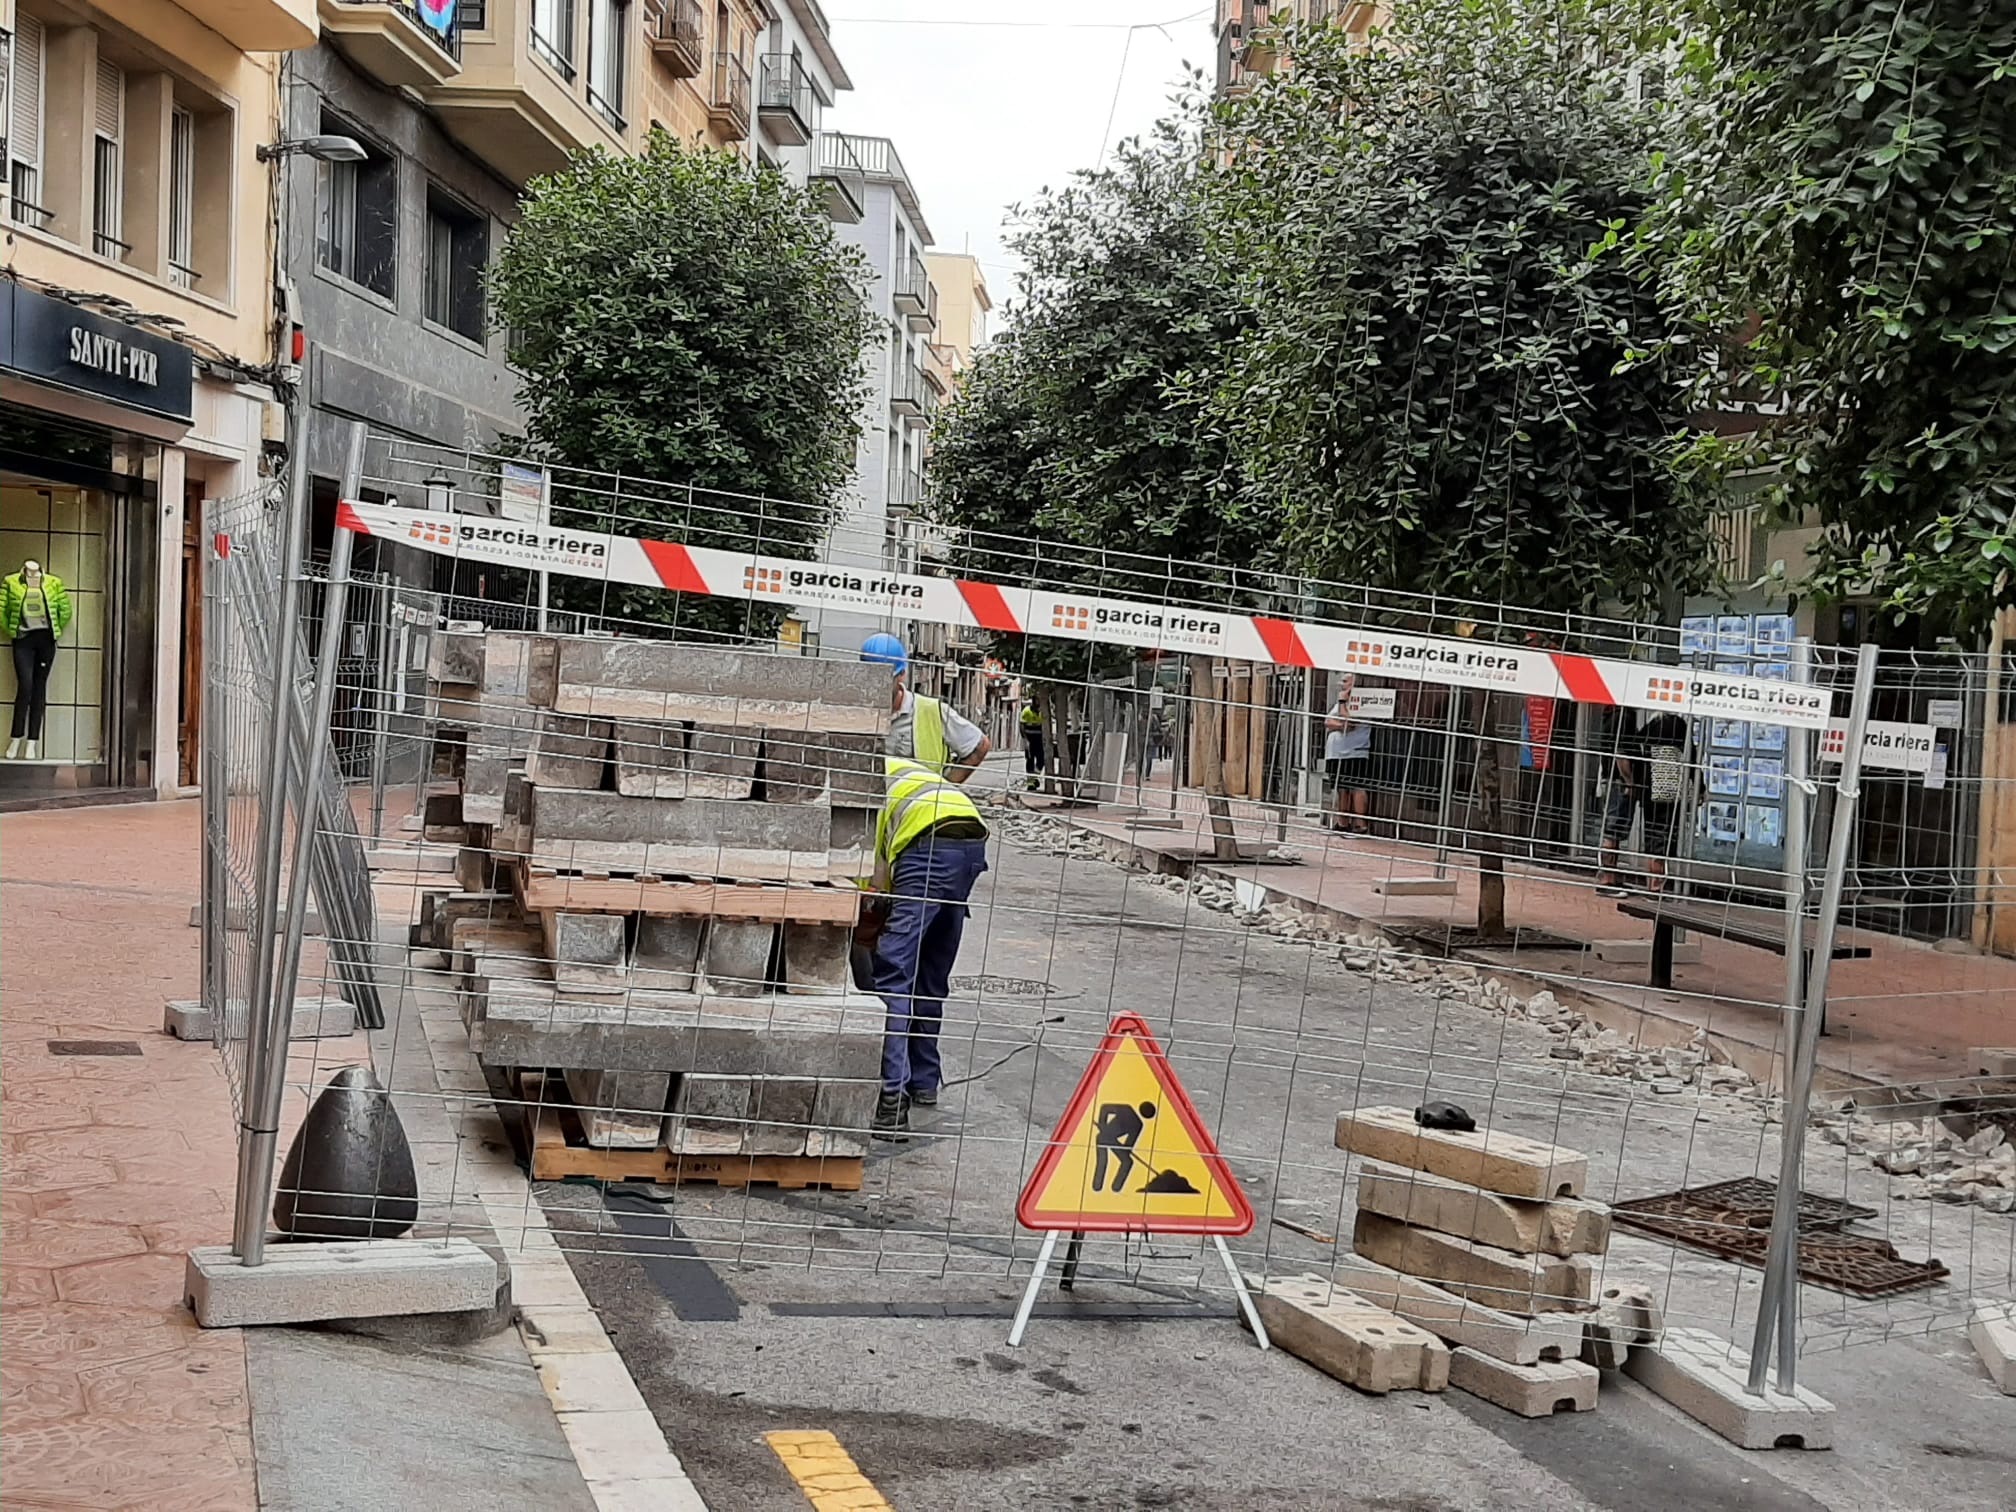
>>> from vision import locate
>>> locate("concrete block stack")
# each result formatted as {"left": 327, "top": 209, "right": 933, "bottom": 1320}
{"left": 418, "top": 629, "right": 894, "bottom": 1165}
{"left": 1273, "top": 1105, "right": 1648, "bottom": 1416}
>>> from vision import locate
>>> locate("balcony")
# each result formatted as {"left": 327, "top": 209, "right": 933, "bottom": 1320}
{"left": 886, "top": 470, "right": 924, "bottom": 514}
{"left": 892, "top": 252, "right": 932, "bottom": 328}
{"left": 710, "top": 52, "right": 752, "bottom": 140}
{"left": 319, "top": 0, "right": 462, "bottom": 87}
{"left": 809, "top": 132, "right": 864, "bottom": 223}
{"left": 170, "top": 0, "right": 317, "bottom": 50}
{"left": 889, "top": 359, "right": 933, "bottom": 425}
{"left": 644, "top": 0, "right": 704, "bottom": 78}
{"left": 423, "top": 0, "right": 627, "bottom": 185}
{"left": 758, "top": 53, "right": 814, "bottom": 146}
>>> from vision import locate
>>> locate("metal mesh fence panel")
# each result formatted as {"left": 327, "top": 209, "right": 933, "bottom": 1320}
{"left": 238, "top": 437, "right": 2012, "bottom": 1379}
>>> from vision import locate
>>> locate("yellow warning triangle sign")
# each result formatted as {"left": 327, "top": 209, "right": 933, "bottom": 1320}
{"left": 1016, "top": 1014, "right": 1255, "bottom": 1236}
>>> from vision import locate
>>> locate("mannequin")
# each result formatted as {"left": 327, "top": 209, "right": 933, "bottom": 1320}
{"left": 4, "top": 559, "right": 72, "bottom": 760}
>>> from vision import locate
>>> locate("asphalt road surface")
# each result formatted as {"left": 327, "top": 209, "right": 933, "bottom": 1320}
{"left": 541, "top": 823, "right": 2016, "bottom": 1511}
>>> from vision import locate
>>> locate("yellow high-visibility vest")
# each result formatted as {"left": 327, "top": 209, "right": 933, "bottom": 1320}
{"left": 875, "top": 756, "right": 985, "bottom": 867}
{"left": 910, "top": 694, "right": 949, "bottom": 774}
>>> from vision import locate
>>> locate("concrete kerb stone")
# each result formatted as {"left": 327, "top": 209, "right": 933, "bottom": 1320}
{"left": 1581, "top": 1281, "right": 1664, "bottom": 1370}
{"left": 185, "top": 1238, "right": 502, "bottom": 1328}
{"left": 1447, "top": 1347, "right": 1598, "bottom": 1417}
{"left": 1327, "top": 1252, "right": 1585, "bottom": 1365}
{"left": 1355, "top": 1162, "right": 1611, "bottom": 1257}
{"left": 1622, "top": 1326, "right": 1834, "bottom": 1450}
{"left": 1252, "top": 1274, "right": 1450, "bottom": 1395}
{"left": 164, "top": 996, "right": 356, "bottom": 1041}
{"left": 189, "top": 901, "right": 324, "bottom": 935}
{"left": 1336, "top": 1106, "right": 1589, "bottom": 1200}
{"left": 1351, "top": 1211, "right": 1595, "bottom": 1315}
{"left": 1968, "top": 1301, "right": 2015, "bottom": 1393}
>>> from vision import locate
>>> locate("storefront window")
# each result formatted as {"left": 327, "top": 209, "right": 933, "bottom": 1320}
{"left": 0, "top": 479, "right": 109, "bottom": 764}
{"left": 0, "top": 405, "right": 160, "bottom": 799}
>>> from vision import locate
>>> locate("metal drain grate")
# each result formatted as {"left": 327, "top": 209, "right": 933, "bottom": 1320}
{"left": 47, "top": 1039, "right": 143, "bottom": 1057}
{"left": 1613, "top": 1178, "right": 1946, "bottom": 1298}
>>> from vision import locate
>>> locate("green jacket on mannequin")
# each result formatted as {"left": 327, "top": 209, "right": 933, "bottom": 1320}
{"left": 2, "top": 572, "right": 72, "bottom": 639}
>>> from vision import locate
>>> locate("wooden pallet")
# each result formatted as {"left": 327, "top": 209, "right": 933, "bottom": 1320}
{"left": 512, "top": 861, "right": 862, "bottom": 924}
{"left": 521, "top": 1075, "right": 865, "bottom": 1190}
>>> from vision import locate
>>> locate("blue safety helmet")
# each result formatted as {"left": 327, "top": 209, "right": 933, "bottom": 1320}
{"left": 860, "top": 633, "right": 909, "bottom": 676}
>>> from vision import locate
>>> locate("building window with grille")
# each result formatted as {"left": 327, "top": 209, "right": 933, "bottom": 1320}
{"left": 424, "top": 187, "right": 488, "bottom": 342}
{"left": 167, "top": 105, "right": 196, "bottom": 288}
{"left": 92, "top": 59, "right": 126, "bottom": 261}
{"left": 6, "top": 14, "right": 48, "bottom": 228}
{"left": 532, "top": 0, "right": 576, "bottom": 77}
{"left": 316, "top": 117, "right": 396, "bottom": 299}
{"left": 586, "top": 0, "right": 627, "bottom": 130}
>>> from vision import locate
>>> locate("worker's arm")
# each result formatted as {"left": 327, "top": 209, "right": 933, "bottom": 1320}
{"left": 946, "top": 733, "right": 992, "bottom": 784}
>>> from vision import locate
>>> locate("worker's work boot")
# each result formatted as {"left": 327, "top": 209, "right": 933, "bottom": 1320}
{"left": 871, "top": 1092, "right": 909, "bottom": 1141}
{"left": 908, "top": 1088, "right": 938, "bottom": 1109}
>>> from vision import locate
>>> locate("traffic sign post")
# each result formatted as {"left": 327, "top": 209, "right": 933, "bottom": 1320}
{"left": 1007, "top": 1014, "right": 1267, "bottom": 1349}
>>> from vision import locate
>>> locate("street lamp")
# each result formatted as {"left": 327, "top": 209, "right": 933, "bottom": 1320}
{"left": 255, "top": 134, "right": 367, "bottom": 164}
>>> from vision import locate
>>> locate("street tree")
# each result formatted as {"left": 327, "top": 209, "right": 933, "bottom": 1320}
{"left": 1205, "top": 2, "right": 1713, "bottom": 932}
{"left": 490, "top": 130, "right": 877, "bottom": 637}
{"left": 1647, "top": 0, "right": 2016, "bottom": 639}
{"left": 927, "top": 118, "right": 1274, "bottom": 835}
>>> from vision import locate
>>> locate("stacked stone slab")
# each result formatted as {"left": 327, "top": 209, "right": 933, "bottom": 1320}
{"left": 1333, "top": 1106, "right": 1621, "bottom": 1417}
{"left": 421, "top": 629, "right": 894, "bottom": 1155}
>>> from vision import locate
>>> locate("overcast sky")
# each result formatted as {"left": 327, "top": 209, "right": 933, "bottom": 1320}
{"left": 821, "top": 1, "right": 1216, "bottom": 313}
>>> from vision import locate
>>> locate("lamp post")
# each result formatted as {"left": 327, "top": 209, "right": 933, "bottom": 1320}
{"left": 231, "top": 129, "right": 369, "bottom": 1265}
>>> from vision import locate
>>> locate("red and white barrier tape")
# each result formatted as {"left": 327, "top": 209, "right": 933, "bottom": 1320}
{"left": 337, "top": 501, "right": 1835, "bottom": 730}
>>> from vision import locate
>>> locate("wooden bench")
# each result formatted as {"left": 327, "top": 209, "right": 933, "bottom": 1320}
{"left": 1614, "top": 897, "right": 1871, "bottom": 998}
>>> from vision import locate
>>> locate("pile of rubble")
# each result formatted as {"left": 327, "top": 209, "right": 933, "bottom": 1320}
{"left": 1814, "top": 1111, "right": 2015, "bottom": 1213}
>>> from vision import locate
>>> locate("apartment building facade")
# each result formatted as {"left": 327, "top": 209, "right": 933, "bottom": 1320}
{"left": 1, "top": 0, "right": 310, "bottom": 807}
{"left": 802, "top": 130, "right": 934, "bottom": 655}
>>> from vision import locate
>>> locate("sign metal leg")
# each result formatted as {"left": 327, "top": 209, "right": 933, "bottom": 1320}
{"left": 1214, "top": 1236, "right": 1269, "bottom": 1350}
{"left": 1008, "top": 1230, "right": 1061, "bottom": 1347}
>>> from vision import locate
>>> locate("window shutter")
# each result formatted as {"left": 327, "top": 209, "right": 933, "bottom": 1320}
{"left": 10, "top": 16, "right": 44, "bottom": 166}
{"left": 95, "top": 58, "right": 122, "bottom": 141}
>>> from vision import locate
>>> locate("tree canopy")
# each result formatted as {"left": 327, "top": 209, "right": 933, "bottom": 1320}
{"left": 491, "top": 131, "right": 877, "bottom": 634}
{"left": 1648, "top": 0, "right": 2016, "bottom": 638}
{"left": 1204, "top": 1, "right": 1714, "bottom": 626}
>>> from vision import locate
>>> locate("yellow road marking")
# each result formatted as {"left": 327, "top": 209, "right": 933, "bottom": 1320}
{"left": 765, "top": 1430, "right": 894, "bottom": 1511}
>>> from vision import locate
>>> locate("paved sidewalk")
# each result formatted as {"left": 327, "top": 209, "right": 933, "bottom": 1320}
{"left": 1022, "top": 770, "right": 2015, "bottom": 1091}
{"left": 2, "top": 799, "right": 677, "bottom": 1511}
{"left": 2, "top": 800, "right": 257, "bottom": 1511}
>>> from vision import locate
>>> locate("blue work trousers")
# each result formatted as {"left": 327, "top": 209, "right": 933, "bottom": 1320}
{"left": 871, "top": 835, "right": 989, "bottom": 1096}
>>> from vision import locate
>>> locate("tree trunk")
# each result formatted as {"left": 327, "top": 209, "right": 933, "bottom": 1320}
{"left": 1472, "top": 689, "right": 1508, "bottom": 939}
{"left": 1189, "top": 654, "right": 1240, "bottom": 862}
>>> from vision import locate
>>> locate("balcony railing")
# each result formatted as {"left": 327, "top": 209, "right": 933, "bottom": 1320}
{"left": 809, "top": 132, "right": 865, "bottom": 223}
{"left": 886, "top": 471, "right": 924, "bottom": 512}
{"left": 710, "top": 52, "right": 752, "bottom": 138}
{"left": 644, "top": 0, "right": 703, "bottom": 77}
{"left": 168, "top": 260, "right": 201, "bottom": 290}
{"left": 758, "top": 53, "right": 814, "bottom": 145}
{"left": 890, "top": 358, "right": 934, "bottom": 423}
{"left": 328, "top": 0, "right": 462, "bottom": 60}
{"left": 892, "top": 253, "right": 930, "bottom": 323}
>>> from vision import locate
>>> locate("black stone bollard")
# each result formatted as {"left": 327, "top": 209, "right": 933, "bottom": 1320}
{"left": 274, "top": 1066, "right": 419, "bottom": 1240}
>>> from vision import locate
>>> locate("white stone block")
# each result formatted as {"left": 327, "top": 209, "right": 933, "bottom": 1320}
{"left": 1448, "top": 1347, "right": 1598, "bottom": 1417}
{"left": 1328, "top": 1252, "right": 1584, "bottom": 1366}
{"left": 1594, "top": 938, "right": 1701, "bottom": 965}
{"left": 1372, "top": 877, "right": 1458, "bottom": 898}
{"left": 185, "top": 1239, "right": 499, "bottom": 1328}
{"left": 1623, "top": 1326, "right": 1833, "bottom": 1450}
{"left": 1255, "top": 1274, "right": 1450, "bottom": 1395}
{"left": 163, "top": 996, "right": 355, "bottom": 1042}
{"left": 1968, "top": 1301, "right": 2015, "bottom": 1394}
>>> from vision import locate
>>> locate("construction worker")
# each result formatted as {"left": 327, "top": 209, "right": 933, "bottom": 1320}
{"left": 860, "top": 633, "right": 992, "bottom": 783}
{"left": 862, "top": 755, "right": 990, "bottom": 1138}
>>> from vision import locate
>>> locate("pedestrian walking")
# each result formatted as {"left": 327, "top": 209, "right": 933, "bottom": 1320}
{"left": 1020, "top": 701, "right": 1045, "bottom": 776}
{"left": 1595, "top": 710, "right": 1689, "bottom": 896}
{"left": 1323, "top": 677, "right": 1373, "bottom": 833}
{"left": 861, "top": 756, "right": 991, "bottom": 1138}
{"left": 861, "top": 634, "right": 992, "bottom": 782}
